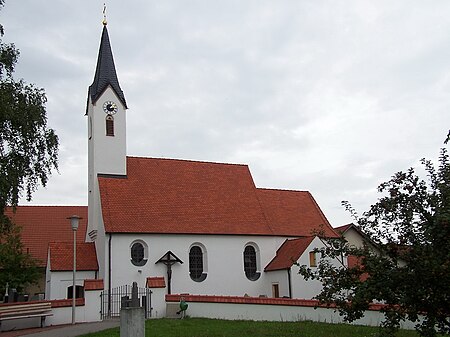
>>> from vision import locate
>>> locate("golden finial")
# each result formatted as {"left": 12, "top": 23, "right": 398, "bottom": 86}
{"left": 102, "top": 3, "right": 107, "bottom": 26}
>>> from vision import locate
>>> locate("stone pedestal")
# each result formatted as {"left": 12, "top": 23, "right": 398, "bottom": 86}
{"left": 120, "top": 307, "right": 145, "bottom": 337}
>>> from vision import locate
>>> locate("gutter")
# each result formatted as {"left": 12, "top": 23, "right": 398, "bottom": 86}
{"left": 287, "top": 268, "right": 292, "bottom": 299}
{"left": 108, "top": 234, "right": 112, "bottom": 314}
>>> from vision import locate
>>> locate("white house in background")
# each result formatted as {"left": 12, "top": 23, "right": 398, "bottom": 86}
{"left": 41, "top": 21, "right": 344, "bottom": 318}
{"left": 335, "top": 223, "right": 374, "bottom": 249}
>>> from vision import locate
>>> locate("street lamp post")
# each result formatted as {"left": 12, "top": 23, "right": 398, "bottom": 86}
{"left": 68, "top": 215, "right": 81, "bottom": 325}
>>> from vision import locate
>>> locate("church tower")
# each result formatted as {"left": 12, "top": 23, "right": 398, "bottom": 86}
{"left": 86, "top": 20, "right": 127, "bottom": 241}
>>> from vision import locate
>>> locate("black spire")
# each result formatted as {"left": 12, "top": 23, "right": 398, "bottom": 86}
{"left": 86, "top": 24, "right": 127, "bottom": 113}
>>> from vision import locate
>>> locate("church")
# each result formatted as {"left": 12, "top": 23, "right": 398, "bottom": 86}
{"left": 26, "top": 21, "right": 344, "bottom": 320}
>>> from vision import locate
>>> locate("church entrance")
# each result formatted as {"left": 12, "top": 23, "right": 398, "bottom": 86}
{"left": 100, "top": 284, "right": 152, "bottom": 319}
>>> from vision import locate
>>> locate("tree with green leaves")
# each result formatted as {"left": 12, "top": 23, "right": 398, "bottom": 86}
{"left": 299, "top": 146, "right": 450, "bottom": 337}
{"left": 0, "top": 0, "right": 59, "bottom": 295}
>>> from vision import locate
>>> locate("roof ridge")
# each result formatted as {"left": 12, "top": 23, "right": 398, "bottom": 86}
{"left": 126, "top": 156, "right": 249, "bottom": 167}
{"left": 257, "top": 187, "right": 309, "bottom": 193}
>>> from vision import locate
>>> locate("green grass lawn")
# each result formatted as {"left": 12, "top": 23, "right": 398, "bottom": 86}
{"left": 80, "top": 318, "right": 419, "bottom": 337}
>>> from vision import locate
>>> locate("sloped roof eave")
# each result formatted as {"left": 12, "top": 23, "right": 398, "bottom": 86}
{"left": 264, "top": 236, "right": 315, "bottom": 271}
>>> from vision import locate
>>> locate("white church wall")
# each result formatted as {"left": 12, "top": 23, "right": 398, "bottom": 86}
{"left": 47, "top": 270, "right": 97, "bottom": 300}
{"left": 263, "top": 269, "right": 290, "bottom": 298}
{"left": 108, "top": 234, "right": 287, "bottom": 298}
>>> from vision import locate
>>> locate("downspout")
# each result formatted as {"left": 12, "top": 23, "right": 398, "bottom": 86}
{"left": 287, "top": 267, "right": 292, "bottom": 299}
{"left": 108, "top": 234, "right": 112, "bottom": 314}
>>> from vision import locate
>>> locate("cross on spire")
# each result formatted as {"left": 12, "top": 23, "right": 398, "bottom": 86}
{"left": 102, "top": 3, "right": 107, "bottom": 26}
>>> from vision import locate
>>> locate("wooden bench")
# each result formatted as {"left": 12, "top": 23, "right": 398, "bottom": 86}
{"left": 0, "top": 302, "right": 53, "bottom": 330}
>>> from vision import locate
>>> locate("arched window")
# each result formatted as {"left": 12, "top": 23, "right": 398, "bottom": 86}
{"left": 67, "top": 285, "right": 84, "bottom": 299}
{"left": 130, "top": 240, "right": 148, "bottom": 266}
{"left": 106, "top": 115, "right": 114, "bottom": 136}
{"left": 243, "top": 244, "right": 261, "bottom": 281}
{"left": 189, "top": 244, "right": 207, "bottom": 282}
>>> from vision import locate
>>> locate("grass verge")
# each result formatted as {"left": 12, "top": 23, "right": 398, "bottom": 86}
{"left": 80, "top": 318, "right": 420, "bottom": 337}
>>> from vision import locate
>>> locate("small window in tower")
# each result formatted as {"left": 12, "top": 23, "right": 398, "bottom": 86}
{"left": 106, "top": 115, "right": 114, "bottom": 136}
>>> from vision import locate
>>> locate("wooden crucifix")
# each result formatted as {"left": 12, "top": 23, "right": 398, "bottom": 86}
{"left": 155, "top": 250, "right": 183, "bottom": 294}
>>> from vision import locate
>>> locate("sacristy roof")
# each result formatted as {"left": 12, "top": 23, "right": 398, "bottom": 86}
{"left": 264, "top": 236, "right": 315, "bottom": 271}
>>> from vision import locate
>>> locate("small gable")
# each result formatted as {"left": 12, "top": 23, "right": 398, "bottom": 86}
{"left": 265, "top": 237, "right": 315, "bottom": 271}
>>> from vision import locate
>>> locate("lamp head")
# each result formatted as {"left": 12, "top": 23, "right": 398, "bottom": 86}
{"left": 67, "top": 215, "right": 82, "bottom": 231}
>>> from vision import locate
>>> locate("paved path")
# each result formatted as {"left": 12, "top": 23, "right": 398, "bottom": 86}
{"left": 2, "top": 320, "right": 120, "bottom": 337}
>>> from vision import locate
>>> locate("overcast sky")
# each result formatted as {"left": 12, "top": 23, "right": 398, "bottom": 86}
{"left": 1, "top": 1, "right": 449, "bottom": 227}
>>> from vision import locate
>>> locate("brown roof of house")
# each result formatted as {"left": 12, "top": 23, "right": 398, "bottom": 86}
{"left": 99, "top": 157, "right": 338, "bottom": 237}
{"left": 334, "top": 223, "right": 353, "bottom": 234}
{"left": 48, "top": 242, "right": 98, "bottom": 271}
{"left": 5, "top": 206, "right": 88, "bottom": 267}
{"left": 264, "top": 237, "right": 315, "bottom": 271}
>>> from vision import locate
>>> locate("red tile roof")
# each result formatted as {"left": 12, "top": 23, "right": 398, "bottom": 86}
{"left": 84, "top": 279, "right": 104, "bottom": 291}
{"left": 48, "top": 242, "right": 98, "bottom": 271}
{"left": 99, "top": 157, "right": 271, "bottom": 235}
{"left": 264, "top": 237, "right": 315, "bottom": 271}
{"left": 146, "top": 277, "right": 166, "bottom": 288}
{"left": 256, "top": 189, "right": 338, "bottom": 237}
{"left": 5, "top": 206, "right": 88, "bottom": 267}
{"left": 99, "top": 157, "right": 338, "bottom": 237}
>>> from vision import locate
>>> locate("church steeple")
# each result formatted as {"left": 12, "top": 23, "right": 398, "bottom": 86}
{"left": 86, "top": 19, "right": 127, "bottom": 244}
{"left": 86, "top": 23, "right": 127, "bottom": 113}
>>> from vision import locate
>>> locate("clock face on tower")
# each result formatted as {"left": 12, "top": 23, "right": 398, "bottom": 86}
{"left": 103, "top": 101, "right": 118, "bottom": 115}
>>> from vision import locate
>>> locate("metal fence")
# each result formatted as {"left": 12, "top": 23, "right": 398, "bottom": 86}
{"left": 100, "top": 284, "right": 152, "bottom": 319}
